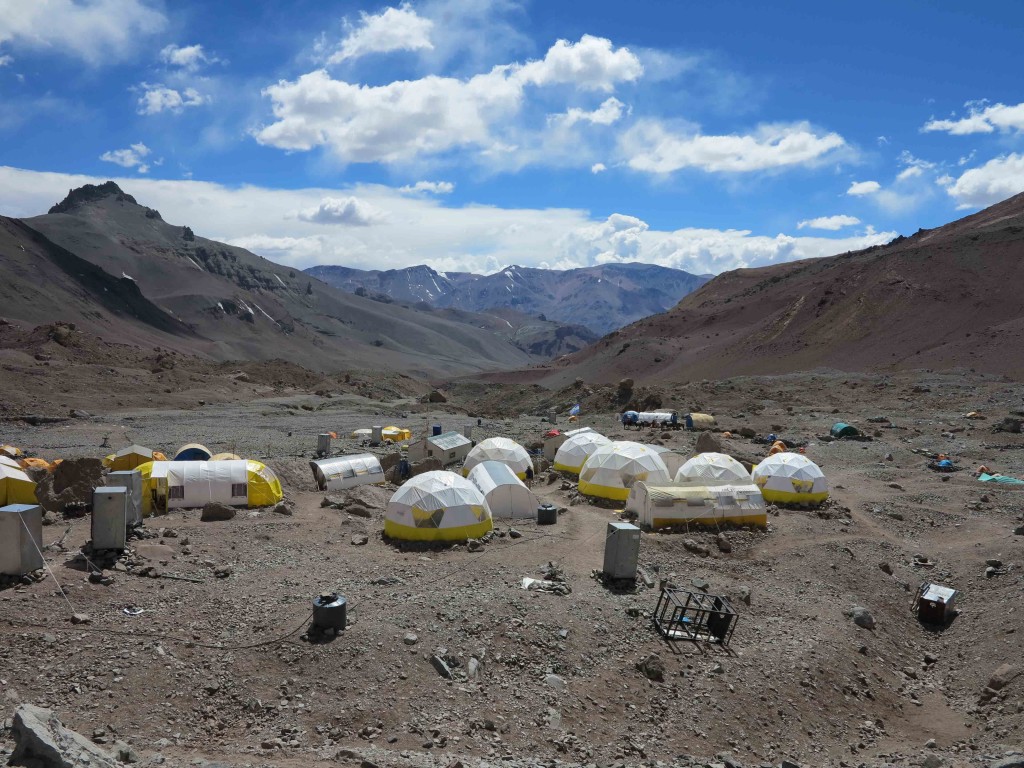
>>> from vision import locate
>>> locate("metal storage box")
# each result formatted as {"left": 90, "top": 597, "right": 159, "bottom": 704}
{"left": 914, "top": 582, "right": 958, "bottom": 625}
{"left": 92, "top": 486, "right": 128, "bottom": 550}
{"left": 603, "top": 521, "right": 641, "bottom": 580}
{"left": 0, "top": 504, "right": 44, "bottom": 575}
{"left": 107, "top": 470, "right": 142, "bottom": 527}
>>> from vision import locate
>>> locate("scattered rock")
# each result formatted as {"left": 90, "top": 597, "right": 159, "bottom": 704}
{"left": 691, "top": 577, "right": 710, "bottom": 592}
{"left": 544, "top": 673, "right": 566, "bottom": 690}
{"left": 694, "top": 431, "right": 723, "bottom": 454}
{"left": 849, "top": 606, "right": 876, "bottom": 629}
{"left": 988, "top": 663, "right": 1021, "bottom": 691}
{"left": 351, "top": 534, "right": 369, "bottom": 546}
{"left": 427, "top": 390, "right": 447, "bottom": 403}
{"left": 10, "top": 703, "right": 119, "bottom": 768}
{"left": 683, "top": 539, "right": 710, "bottom": 557}
{"left": 430, "top": 655, "right": 452, "bottom": 679}
{"left": 70, "top": 613, "right": 91, "bottom": 625}
{"left": 403, "top": 633, "right": 418, "bottom": 645}
{"left": 270, "top": 500, "right": 294, "bottom": 516}
{"left": 200, "top": 502, "right": 236, "bottom": 522}
{"left": 715, "top": 532, "right": 732, "bottom": 553}
{"left": 736, "top": 585, "right": 751, "bottom": 605}
{"left": 879, "top": 561, "right": 893, "bottom": 575}
{"left": 508, "top": 528, "right": 522, "bottom": 539}
{"left": 635, "top": 654, "right": 665, "bottom": 682}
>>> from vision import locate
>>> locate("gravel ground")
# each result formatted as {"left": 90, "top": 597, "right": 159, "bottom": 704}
{"left": 1, "top": 371, "right": 1024, "bottom": 768}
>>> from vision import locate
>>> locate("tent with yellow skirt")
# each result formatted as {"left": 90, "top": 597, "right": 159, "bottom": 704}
{"left": 752, "top": 452, "right": 829, "bottom": 504}
{"left": 385, "top": 471, "right": 492, "bottom": 541}
{"left": 0, "top": 464, "right": 37, "bottom": 506}
{"left": 135, "top": 459, "right": 282, "bottom": 516}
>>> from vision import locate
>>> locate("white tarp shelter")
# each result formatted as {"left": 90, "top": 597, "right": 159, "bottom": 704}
{"left": 626, "top": 483, "right": 767, "bottom": 529}
{"left": 578, "top": 441, "right": 671, "bottom": 501}
{"left": 553, "top": 431, "right": 611, "bottom": 473}
{"left": 676, "top": 452, "right": 752, "bottom": 486}
{"left": 385, "top": 471, "right": 493, "bottom": 541}
{"left": 649, "top": 447, "right": 686, "bottom": 478}
{"left": 467, "top": 461, "right": 537, "bottom": 519}
{"left": 463, "top": 437, "right": 532, "bottom": 478}
{"left": 310, "top": 454, "right": 384, "bottom": 491}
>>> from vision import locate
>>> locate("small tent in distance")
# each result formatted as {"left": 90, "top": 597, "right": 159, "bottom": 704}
{"left": 174, "top": 443, "right": 213, "bottom": 462}
{"left": 104, "top": 444, "right": 160, "bottom": 472}
{"left": 467, "top": 461, "right": 537, "bottom": 519}
{"left": 385, "top": 471, "right": 492, "bottom": 542}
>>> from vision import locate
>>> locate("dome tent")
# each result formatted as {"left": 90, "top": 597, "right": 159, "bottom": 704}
{"left": 649, "top": 446, "right": 686, "bottom": 478}
{"left": 462, "top": 437, "right": 532, "bottom": 479}
{"left": 103, "top": 444, "right": 159, "bottom": 472}
{"left": 752, "top": 452, "right": 829, "bottom": 504}
{"left": 676, "top": 452, "right": 751, "bottom": 486}
{"left": 553, "top": 431, "right": 611, "bottom": 473}
{"left": 0, "top": 464, "right": 36, "bottom": 507}
{"left": 174, "top": 443, "right": 212, "bottom": 462}
{"left": 467, "top": 461, "right": 537, "bottom": 519}
{"left": 578, "top": 441, "right": 671, "bottom": 501}
{"left": 385, "top": 471, "right": 493, "bottom": 541}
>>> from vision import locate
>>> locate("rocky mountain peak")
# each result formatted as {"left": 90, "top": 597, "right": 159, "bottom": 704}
{"left": 48, "top": 181, "right": 138, "bottom": 214}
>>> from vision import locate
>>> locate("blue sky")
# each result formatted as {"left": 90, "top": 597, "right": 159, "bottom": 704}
{"left": 1, "top": 0, "right": 1023, "bottom": 276}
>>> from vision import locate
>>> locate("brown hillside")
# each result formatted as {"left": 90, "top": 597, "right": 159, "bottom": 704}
{"left": 526, "top": 192, "right": 1024, "bottom": 387}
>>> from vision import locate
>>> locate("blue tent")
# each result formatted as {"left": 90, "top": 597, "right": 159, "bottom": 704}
{"left": 830, "top": 422, "right": 860, "bottom": 438}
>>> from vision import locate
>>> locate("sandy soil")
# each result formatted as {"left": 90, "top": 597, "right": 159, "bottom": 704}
{"left": 1, "top": 371, "right": 1024, "bottom": 768}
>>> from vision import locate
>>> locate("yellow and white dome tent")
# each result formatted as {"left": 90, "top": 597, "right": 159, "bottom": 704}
{"left": 676, "top": 452, "right": 751, "bottom": 486}
{"left": 135, "top": 459, "right": 283, "bottom": 516}
{"left": 462, "top": 437, "right": 532, "bottom": 479}
{"left": 0, "top": 464, "right": 36, "bottom": 506}
{"left": 553, "top": 431, "right": 611, "bottom": 473}
{"left": 752, "top": 452, "right": 829, "bottom": 504}
{"left": 578, "top": 441, "right": 671, "bottom": 501}
{"left": 385, "top": 471, "right": 493, "bottom": 542}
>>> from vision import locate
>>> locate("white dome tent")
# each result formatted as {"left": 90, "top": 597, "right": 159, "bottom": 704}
{"left": 676, "top": 452, "right": 751, "bottom": 486}
{"left": 467, "top": 461, "right": 537, "bottom": 519}
{"left": 752, "top": 452, "right": 829, "bottom": 504}
{"left": 385, "top": 471, "right": 493, "bottom": 541}
{"left": 553, "top": 431, "right": 611, "bottom": 474}
{"left": 578, "top": 441, "right": 671, "bottom": 501}
{"left": 462, "top": 437, "right": 532, "bottom": 479}
{"left": 649, "top": 446, "right": 686, "bottom": 478}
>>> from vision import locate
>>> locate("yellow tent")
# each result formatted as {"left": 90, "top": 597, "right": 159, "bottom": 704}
{"left": 0, "top": 445, "right": 23, "bottom": 459}
{"left": 135, "top": 459, "right": 283, "bottom": 516}
{"left": 103, "top": 444, "right": 157, "bottom": 471}
{"left": 18, "top": 457, "right": 53, "bottom": 473}
{"left": 382, "top": 426, "right": 413, "bottom": 441}
{"left": 0, "top": 464, "right": 37, "bottom": 506}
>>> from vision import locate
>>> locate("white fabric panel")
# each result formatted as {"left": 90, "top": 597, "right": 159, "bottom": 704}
{"left": 467, "top": 461, "right": 537, "bottom": 519}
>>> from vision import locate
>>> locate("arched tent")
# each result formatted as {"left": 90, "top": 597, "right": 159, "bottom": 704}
{"left": 543, "top": 426, "right": 594, "bottom": 461}
{"left": 463, "top": 437, "right": 532, "bottom": 479}
{"left": 210, "top": 453, "right": 241, "bottom": 461}
{"left": 382, "top": 426, "right": 413, "bottom": 442}
{"left": 351, "top": 428, "right": 372, "bottom": 440}
{"left": 752, "top": 452, "right": 829, "bottom": 504}
{"left": 0, "top": 464, "right": 36, "bottom": 506}
{"left": 103, "top": 444, "right": 157, "bottom": 472}
{"left": 553, "top": 432, "right": 611, "bottom": 473}
{"left": 0, "top": 445, "right": 23, "bottom": 459}
{"left": 174, "top": 443, "right": 212, "bottom": 462}
{"left": 18, "top": 458, "right": 52, "bottom": 473}
{"left": 830, "top": 422, "right": 860, "bottom": 439}
{"left": 685, "top": 413, "right": 717, "bottom": 430}
{"left": 385, "top": 471, "right": 493, "bottom": 541}
{"left": 310, "top": 454, "right": 384, "bottom": 491}
{"left": 0, "top": 456, "right": 21, "bottom": 469}
{"left": 467, "top": 461, "right": 537, "bottom": 519}
{"left": 676, "top": 452, "right": 752, "bottom": 486}
{"left": 136, "top": 459, "right": 282, "bottom": 515}
{"left": 626, "top": 482, "right": 766, "bottom": 529}
{"left": 578, "top": 441, "right": 671, "bottom": 501}
{"left": 649, "top": 447, "right": 685, "bottom": 478}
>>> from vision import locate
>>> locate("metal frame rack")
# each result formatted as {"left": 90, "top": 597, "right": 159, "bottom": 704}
{"left": 653, "top": 587, "right": 738, "bottom": 647}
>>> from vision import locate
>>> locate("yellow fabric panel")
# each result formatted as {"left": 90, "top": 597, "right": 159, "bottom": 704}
{"left": 552, "top": 461, "right": 583, "bottom": 474}
{"left": 578, "top": 479, "right": 630, "bottom": 501}
{"left": 1, "top": 477, "right": 37, "bottom": 505}
{"left": 651, "top": 513, "right": 767, "bottom": 528}
{"left": 761, "top": 488, "right": 829, "bottom": 504}
{"left": 247, "top": 461, "right": 283, "bottom": 507}
{"left": 384, "top": 517, "right": 493, "bottom": 542}
{"left": 109, "top": 453, "right": 151, "bottom": 472}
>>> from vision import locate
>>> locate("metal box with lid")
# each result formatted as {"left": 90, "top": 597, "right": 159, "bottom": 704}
{"left": 92, "top": 486, "right": 128, "bottom": 550}
{"left": 107, "top": 470, "right": 143, "bottom": 527}
{"left": 914, "top": 582, "right": 958, "bottom": 625}
{"left": 603, "top": 521, "right": 641, "bottom": 580}
{"left": 0, "top": 504, "right": 44, "bottom": 575}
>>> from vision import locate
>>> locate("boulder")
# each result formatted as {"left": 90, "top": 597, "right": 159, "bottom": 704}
{"left": 410, "top": 458, "right": 442, "bottom": 477}
{"left": 636, "top": 653, "right": 665, "bottom": 682}
{"left": 427, "top": 390, "right": 447, "bottom": 403}
{"left": 200, "top": 502, "right": 236, "bottom": 521}
{"left": 738, "top": 427, "right": 756, "bottom": 438}
{"left": 988, "top": 664, "right": 1021, "bottom": 691}
{"left": 32, "top": 457, "right": 105, "bottom": 514}
{"left": 694, "top": 431, "right": 724, "bottom": 454}
{"left": 850, "top": 606, "right": 876, "bottom": 629}
{"left": 10, "top": 703, "right": 119, "bottom": 768}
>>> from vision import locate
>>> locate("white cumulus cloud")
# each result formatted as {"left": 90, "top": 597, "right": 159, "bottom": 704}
{"left": 99, "top": 142, "right": 151, "bottom": 173}
{"left": 296, "top": 196, "right": 385, "bottom": 226}
{"left": 399, "top": 181, "right": 454, "bottom": 194}
{"left": 847, "top": 180, "right": 880, "bottom": 196}
{"left": 942, "top": 153, "right": 1024, "bottom": 209}
{"left": 796, "top": 215, "right": 861, "bottom": 231}
{"left": 136, "top": 83, "right": 209, "bottom": 115}
{"left": 0, "top": 53, "right": 12, "bottom": 66}
{"left": 0, "top": 0, "right": 166, "bottom": 65}
{"left": 256, "top": 35, "right": 641, "bottom": 165}
{"left": 160, "top": 43, "right": 215, "bottom": 71}
{"left": 556, "top": 97, "right": 625, "bottom": 127}
{"left": 591, "top": 163, "right": 607, "bottom": 174}
{"left": 622, "top": 120, "right": 846, "bottom": 174}
{"left": 328, "top": 4, "right": 434, "bottom": 64}
{"left": 923, "top": 100, "right": 1024, "bottom": 135}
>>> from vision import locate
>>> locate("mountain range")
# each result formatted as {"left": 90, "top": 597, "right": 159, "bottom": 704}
{"left": 305, "top": 261, "right": 710, "bottom": 336}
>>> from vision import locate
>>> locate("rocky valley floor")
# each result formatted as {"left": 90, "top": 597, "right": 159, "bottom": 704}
{"left": 1, "top": 370, "right": 1023, "bottom": 768}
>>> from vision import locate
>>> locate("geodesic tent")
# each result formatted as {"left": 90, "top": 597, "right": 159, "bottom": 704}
{"left": 553, "top": 431, "right": 611, "bottom": 473}
{"left": 649, "top": 447, "right": 685, "bottom": 478}
{"left": 676, "top": 452, "right": 752, "bottom": 486}
{"left": 578, "top": 441, "right": 671, "bottom": 501}
{"left": 462, "top": 437, "right": 532, "bottom": 479}
{"left": 0, "top": 464, "right": 36, "bottom": 507}
{"left": 385, "top": 471, "right": 493, "bottom": 541}
{"left": 752, "top": 452, "right": 829, "bottom": 504}
{"left": 467, "top": 461, "right": 537, "bottom": 519}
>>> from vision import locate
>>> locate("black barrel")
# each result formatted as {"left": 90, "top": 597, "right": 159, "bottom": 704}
{"left": 537, "top": 504, "right": 557, "bottom": 525}
{"left": 311, "top": 593, "right": 347, "bottom": 631}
